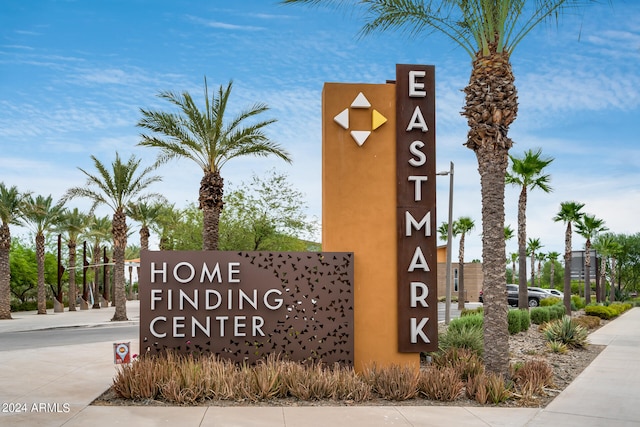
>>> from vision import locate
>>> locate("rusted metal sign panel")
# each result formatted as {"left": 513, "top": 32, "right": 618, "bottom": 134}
{"left": 139, "top": 251, "right": 354, "bottom": 365}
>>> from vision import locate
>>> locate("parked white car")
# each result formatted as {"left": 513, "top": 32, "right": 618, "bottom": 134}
{"left": 529, "top": 286, "right": 564, "bottom": 300}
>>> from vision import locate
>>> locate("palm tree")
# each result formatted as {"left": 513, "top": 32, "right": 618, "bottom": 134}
{"left": 536, "top": 252, "right": 546, "bottom": 287}
{"left": 64, "top": 153, "right": 162, "bottom": 321}
{"left": 594, "top": 235, "right": 621, "bottom": 303}
{"left": 283, "top": 0, "right": 596, "bottom": 377}
{"left": 553, "top": 201, "right": 585, "bottom": 314}
{"left": 21, "top": 194, "right": 65, "bottom": 314}
{"left": 576, "top": 214, "right": 608, "bottom": 304}
{"left": 0, "top": 183, "right": 29, "bottom": 319}
{"left": 508, "top": 252, "right": 518, "bottom": 283}
{"left": 87, "top": 215, "right": 112, "bottom": 308}
{"left": 137, "top": 79, "right": 292, "bottom": 250}
{"left": 504, "top": 225, "right": 515, "bottom": 242}
{"left": 153, "top": 204, "right": 184, "bottom": 250}
{"left": 127, "top": 201, "right": 164, "bottom": 251}
{"left": 453, "top": 216, "right": 475, "bottom": 310}
{"left": 547, "top": 251, "right": 561, "bottom": 290}
{"left": 437, "top": 222, "right": 449, "bottom": 242}
{"left": 57, "top": 208, "right": 89, "bottom": 311}
{"left": 526, "top": 237, "right": 543, "bottom": 289}
{"left": 506, "top": 148, "right": 553, "bottom": 309}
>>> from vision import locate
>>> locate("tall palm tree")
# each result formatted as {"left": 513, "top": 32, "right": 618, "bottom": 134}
{"left": 153, "top": 204, "right": 184, "bottom": 250}
{"left": 137, "top": 79, "right": 292, "bottom": 250}
{"left": 283, "top": 0, "right": 596, "bottom": 377}
{"left": 547, "top": 251, "right": 561, "bottom": 290}
{"left": 553, "top": 201, "right": 585, "bottom": 314}
{"left": 57, "top": 208, "right": 89, "bottom": 311}
{"left": 526, "top": 237, "right": 543, "bottom": 289}
{"left": 453, "top": 216, "right": 475, "bottom": 310}
{"left": 127, "top": 201, "right": 163, "bottom": 251}
{"left": 87, "top": 215, "right": 112, "bottom": 308}
{"left": 576, "top": 214, "right": 607, "bottom": 304}
{"left": 593, "top": 235, "right": 621, "bottom": 303}
{"left": 536, "top": 252, "right": 546, "bottom": 287}
{"left": 508, "top": 252, "right": 518, "bottom": 283}
{"left": 506, "top": 148, "right": 553, "bottom": 309}
{"left": 0, "top": 183, "right": 29, "bottom": 319}
{"left": 21, "top": 194, "right": 65, "bottom": 314}
{"left": 64, "top": 153, "right": 162, "bottom": 321}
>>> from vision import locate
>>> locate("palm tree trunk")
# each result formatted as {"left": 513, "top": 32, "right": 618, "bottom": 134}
{"left": 36, "top": 233, "right": 47, "bottom": 314}
{"left": 463, "top": 51, "right": 515, "bottom": 378}
{"left": 599, "top": 256, "right": 606, "bottom": 302}
{"left": 563, "top": 224, "right": 572, "bottom": 315}
{"left": 458, "top": 234, "right": 465, "bottom": 310}
{"left": 92, "top": 243, "right": 101, "bottom": 309}
{"left": 68, "top": 240, "right": 77, "bottom": 311}
{"left": 112, "top": 208, "right": 128, "bottom": 321}
{"left": 0, "top": 224, "right": 12, "bottom": 319}
{"left": 609, "top": 258, "right": 616, "bottom": 302}
{"left": 550, "top": 261, "right": 556, "bottom": 289}
{"left": 530, "top": 253, "right": 535, "bottom": 290}
{"left": 476, "top": 144, "right": 510, "bottom": 378}
{"left": 517, "top": 188, "right": 528, "bottom": 309}
{"left": 200, "top": 170, "right": 224, "bottom": 250}
{"left": 140, "top": 226, "right": 150, "bottom": 251}
{"left": 584, "top": 240, "right": 592, "bottom": 305}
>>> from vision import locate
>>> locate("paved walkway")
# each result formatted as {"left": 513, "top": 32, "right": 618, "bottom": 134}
{"left": 1, "top": 302, "right": 639, "bottom": 426}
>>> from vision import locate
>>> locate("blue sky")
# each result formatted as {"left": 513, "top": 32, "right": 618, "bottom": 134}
{"left": 1, "top": 0, "right": 639, "bottom": 262}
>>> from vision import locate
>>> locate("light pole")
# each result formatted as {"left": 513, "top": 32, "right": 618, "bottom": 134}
{"left": 436, "top": 161, "right": 454, "bottom": 324}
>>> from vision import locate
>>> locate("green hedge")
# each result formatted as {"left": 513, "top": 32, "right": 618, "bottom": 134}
{"left": 585, "top": 305, "right": 616, "bottom": 320}
{"left": 507, "top": 309, "right": 530, "bottom": 335}
{"left": 530, "top": 307, "right": 550, "bottom": 325}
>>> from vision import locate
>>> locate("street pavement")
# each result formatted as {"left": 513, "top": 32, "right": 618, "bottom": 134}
{"left": 1, "top": 301, "right": 639, "bottom": 426}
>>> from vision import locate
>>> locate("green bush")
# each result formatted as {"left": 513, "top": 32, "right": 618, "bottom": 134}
{"left": 543, "top": 316, "right": 589, "bottom": 348}
{"left": 507, "top": 310, "right": 521, "bottom": 335}
{"left": 461, "top": 306, "right": 484, "bottom": 317}
{"left": 540, "top": 297, "right": 561, "bottom": 307}
{"left": 608, "top": 302, "right": 632, "bottom": 315}
{"left": 585, "top": 305, "right": 616, "bottom": 320}
{"left": 530, "top": 307, "right": 550, "bottom": 325}
{"left": 548, "top": 304, "right": 565, "bottom": 320}
{"left": 519, "top": 309, "right": 530, "bottom": 331}
{"left": 448, "top": 313, "right": 483, "bottom": 334}
{"left": 439, "top": 326, "right": 484, "bottom": 357}
{"left": 571, "top": 295, "right": 585, "bottom": 310}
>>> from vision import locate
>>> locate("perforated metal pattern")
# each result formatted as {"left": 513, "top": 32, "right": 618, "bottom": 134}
{"left": 139, "top": 251, "right": 354, "bottom": 365}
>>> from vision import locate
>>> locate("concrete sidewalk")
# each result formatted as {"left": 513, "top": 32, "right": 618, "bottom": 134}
{"left": 1, "top": 302, "right": 639, "bottom": 426}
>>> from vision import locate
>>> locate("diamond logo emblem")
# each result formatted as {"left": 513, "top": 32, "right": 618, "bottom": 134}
{"left": 333, "top": 92, "right": 387, "bottom": 146}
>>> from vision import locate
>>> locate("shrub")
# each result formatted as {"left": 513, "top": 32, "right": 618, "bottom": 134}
{"left": 585, "top": 305, "right": 616, "bottom": 320}
{"left": 574, "top": 315, "right": 601, "bottom": 329}
{"left": 511, "top": 359, "right": 555, "bottom": 397}
{"left": 432, "top": 347, "right": 484, "bottom": 381}
{"left": 571, "top": 295, "right": 585, "bottom": 310}
{"left": 548, "top": 304, "right": 565, "bottom": 320}
{"left": 447, "top": 313, "right": 483, "bottom": 334}
{"left": 530, "top": 307, "right": 550, "bottom": 325}
{"left": 608, "top": 302, "right": 632, "bottom": 315}
{"left": 507, "top": 310, "right": 521, "bottom": 335}
{"left": 419, "top": 366, "right": 464, "bottom": 401}
{"left": 540, "top": 296, "right": 561, "bottom": 307}
{"left": 461, "top": 306, "right": 484, "bottom": 317}
{"left": 363, "top": 364, "right": 419, "bottom": 401}
{"left": 543, "top": 316, "right": 589, "bottom": 348}
{"left": 466, "top": 372, "right": 512, "bottom": 404}
{"left": 519, "top": 309, "right": 531, "bottom": 332}
{"left": 439, "top": 325, "right": 484, "bottom": 357}
{"left": 546, "top": 341, "right": 568, "bottom": 354}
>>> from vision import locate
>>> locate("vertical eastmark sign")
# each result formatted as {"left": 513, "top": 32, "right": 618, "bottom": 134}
{"left": 396, "top": 64, "right": 438, "bottom": 353}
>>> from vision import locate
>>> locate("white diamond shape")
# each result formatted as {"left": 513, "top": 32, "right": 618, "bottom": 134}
{"left": 333, "top": 108, "right": 349, "bottom": 129}
{"left": 351, "top": 92, "right": 371, "bottom": 108}
{"left": 350, "top": 131, "right": 371, "bottom": 146}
